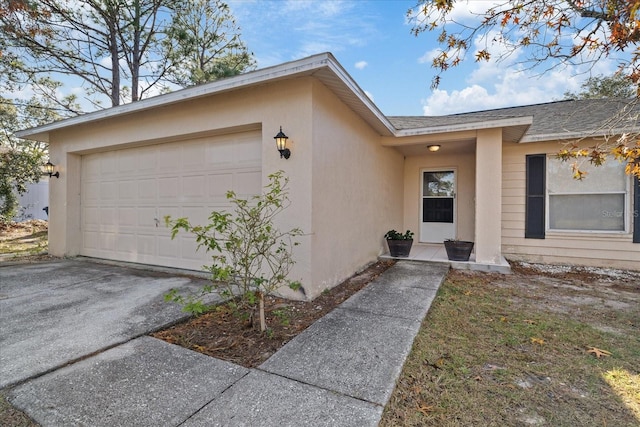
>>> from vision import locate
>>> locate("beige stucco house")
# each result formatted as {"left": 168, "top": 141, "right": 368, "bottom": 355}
{"left": 17, "top": 53, "right": 640, "bottom": 299}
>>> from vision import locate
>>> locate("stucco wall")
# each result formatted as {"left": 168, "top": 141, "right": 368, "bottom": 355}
{"left": 309, "top": 80, "right": 404, "bottom": 295}
{"left": 47, "top": 78, "right": 319, "bottom": 292}
{"left": 403, "top": 151, "right": 476, "bottom": 243}
{"left": 502, "top": 140, "right": 640, "bottom": 269}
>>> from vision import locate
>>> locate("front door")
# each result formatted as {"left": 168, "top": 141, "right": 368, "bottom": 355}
{"left": 420, "top": 170, "right": 456, "bottom": 242}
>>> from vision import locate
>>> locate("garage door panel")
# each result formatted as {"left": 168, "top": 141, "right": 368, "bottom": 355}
{"left": 137, "top": 235, "right": 156, "bottom": 256}
{"left": 205, "top": 141, "right": 234, "bottom": 167}
{"left": 180, "top": 236, "right": 205, "bottom": 261}
{"left": 136, "top": 207, "right": 157, "bottom": 229}
{"left": 183, "top": 142, "right": 207, "bottom": 168}
{"left": 83, "top": 232, "right": 99, "bottom": 250}
{"left": 84, "top": 207, "right": 100, "bottom": 227}
{"left": 97, "top": 152, "right": 117, "bottom": 175}
{"left": 158, "top": 177, "right": 180, "bottom": 199}
{"left": 83, "top": 157, "right": 101, "bottom": 179}
{"left": 182, "top": 175, "right": 207, "bottom": 199}
{"left": 157, "top": 236, "right": 179, "bottom": 258}
{"left": 116, "top": 234, "right": 136, "bottom": 253}
{"left": 118, "top": 151, "right": 140, "bottom": 174}
{"left": 159, "top": 206, "right": 181, "bottom": 221}
{"left": 234, "top": 138, "right": 262, "bottom": 165}
{"left": 101, "top": 208, "right": 117, "bottom": 227}
{"left": 158, "top": 146, "right": 182, "bottom": 169}
{"left": 138, "top": 179, "right": 157, "bottom": 200}
{"left": 81, "top": 130, "right": 261, "bottom": 269}
{"left": 83, "top": 182, "right": 100, "bottom": 202}
{"left": 137, "top": 150, "right": 157, "bottom": 172}
{"left": 208, "top": 173, "right": 233, "bottom": 199}
{"left": 118, "top": 208, "right": 137, "bottom": 227}
{"left": 100, "top": 233, "right": 117, "bottom": 251}
{"left": 100, "top": 181, "right": 118, "bottom": 200}
{"left": 181, "top": 206, "right": 210, "bottom": 225}
{"left": 119, "top": 181, "right": 138, "bottom": 200}
{"left": 235, "top": 170, "right": 262, "bottom": 196}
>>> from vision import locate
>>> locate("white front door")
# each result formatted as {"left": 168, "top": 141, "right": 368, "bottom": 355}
{"left": 420, "top": 169, "right": 456, "bottom": 243}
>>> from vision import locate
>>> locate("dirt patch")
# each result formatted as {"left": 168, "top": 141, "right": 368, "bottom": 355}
{"left": 507, "top": 261, "right": 640, "bottom": 332}
{"left": 152, "top": 260, "right": 395, "bottom": 368}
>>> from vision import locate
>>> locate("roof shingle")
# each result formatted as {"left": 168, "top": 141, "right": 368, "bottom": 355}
{"left": 389, "top": 98, "right": 639, "bottom": 142}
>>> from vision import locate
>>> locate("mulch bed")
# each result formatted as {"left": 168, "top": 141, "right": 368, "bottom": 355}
{"left": 152, "top": 260, "right": 395, "bottom": 368}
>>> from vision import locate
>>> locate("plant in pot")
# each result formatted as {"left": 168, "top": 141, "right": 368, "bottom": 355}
{"left": 444, "top": 239, "right": 474, "bottom": 261}
{"left": 384, "top": 229, "right": 414, "bottom": 258}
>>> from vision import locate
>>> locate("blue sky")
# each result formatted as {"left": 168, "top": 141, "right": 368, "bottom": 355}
{"left": 226, "top": 0, "right": 624, "bottom": 116}
{"left": 10, "top": 0, "right": 624, "bottom": 118}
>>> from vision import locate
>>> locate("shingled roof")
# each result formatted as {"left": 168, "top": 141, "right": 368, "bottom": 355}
{"left": 388, "top": 98, "right": 639, "bottom": 142}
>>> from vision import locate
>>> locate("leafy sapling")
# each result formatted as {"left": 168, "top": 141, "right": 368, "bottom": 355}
{"left": 164, "top": 171, "right": 303, "bottom": 332}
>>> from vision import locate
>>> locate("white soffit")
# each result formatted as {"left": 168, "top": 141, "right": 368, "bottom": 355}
{"left": 395, "top": 116, "right": 533, "bottom": 143}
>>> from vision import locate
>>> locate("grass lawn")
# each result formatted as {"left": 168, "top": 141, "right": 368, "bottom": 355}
{"left": 381, "top": 266, "right": 640, "bottom": 426}
{"left": 0, "top": 220, "right": 48, "bottom": 256}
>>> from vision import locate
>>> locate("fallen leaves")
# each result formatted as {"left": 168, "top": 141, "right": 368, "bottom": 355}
{"left": 530, "top": 337, "right": 545, "bottom": 345}
{"left": 416, "top": 402, "right": 435, "bottom": 415}
{"left": 587, "top": 347, "right": 612, "bottom": 358}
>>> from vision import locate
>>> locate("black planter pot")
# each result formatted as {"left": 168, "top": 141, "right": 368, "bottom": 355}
{"left": 444, "top": 240, "right": 474, "bottom": 261}
{"left": 387, "top": 239, "right": 413, "bottom": 257}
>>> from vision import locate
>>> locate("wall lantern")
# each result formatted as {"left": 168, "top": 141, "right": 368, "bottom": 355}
{"left": 274, "top": 126, "right": 291, "bottom": 159}
{"left": 427, "top": 145, "right": 441, "bottom": 152}
{"left": 44, "top": 161, "right": 60, "bottom": 178}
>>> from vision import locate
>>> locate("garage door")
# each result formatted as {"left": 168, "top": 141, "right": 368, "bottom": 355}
{"left": 81, "top": 130, "right": 262, "bottom": 270}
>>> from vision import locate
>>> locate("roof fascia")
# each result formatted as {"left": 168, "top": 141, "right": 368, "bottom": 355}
{"left": 322, "top": 59, "right": 396, "bottom": 136}
{"left": 394, "top": 116, "right": 533, "bottom": 138}
{"left": 521, "top": 126, "right": 640, "bottom": 143}
{"left": 16, "top": 52, "right": 398, "bottom": 142}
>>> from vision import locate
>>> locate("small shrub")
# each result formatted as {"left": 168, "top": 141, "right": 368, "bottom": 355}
{"left": 165, "top": 171, "right": 303, "bottom": 332}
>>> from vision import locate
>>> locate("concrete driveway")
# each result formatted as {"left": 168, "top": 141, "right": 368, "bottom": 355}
{"left": 0, "top": 258, "right": 215, "bottom": 389}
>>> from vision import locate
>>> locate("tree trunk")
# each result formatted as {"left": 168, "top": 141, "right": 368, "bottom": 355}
{"left": 109, "top": 27, "right": 120, "bottom": 106}
{"left": 259, "top": 291, "right": 266, "bottom": 332}
{"left": 131, "top": 0, "right": 140, "bottom": 102}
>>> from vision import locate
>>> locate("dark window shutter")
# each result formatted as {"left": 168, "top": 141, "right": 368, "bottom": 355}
{"left": 634, "top": 176, "right": 640, "bottom": 243}
{"left": 525, "top": 154, "right": 546, "bottom": 239}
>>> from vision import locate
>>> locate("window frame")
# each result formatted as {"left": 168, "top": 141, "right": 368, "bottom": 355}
{"left": 545, "top": 156, "right": 632, "bottom": 234}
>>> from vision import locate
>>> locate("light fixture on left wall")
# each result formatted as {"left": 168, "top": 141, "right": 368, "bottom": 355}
{"left": 44, "top": 161, "right": 60, "bottom": 178}
{"left": 274, "top": 126, "right": 291, "bottom": 159}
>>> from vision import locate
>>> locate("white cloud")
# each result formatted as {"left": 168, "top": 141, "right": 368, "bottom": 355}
{"left": 418, "top": 49, "right": 440, "bottom": 64}
{"left": 408, "top": 1, "right": 508, "bottom": 27}
{"left": 99, "top": 56, "right": 112, "bottom": 68}
{"left": 229, "top": 0, "right": 377, "bottom": 67}
{"left": 355, "top": 61, "right": 368, "bottom": 70}
{"left": 420, "top": 23, "right": 624, "bottom": 116}
{"left": 364, "top": 90, "right": 374, "bottom": 101}
{"left": 421, "top": 60, "right": 621, "bottom": 115}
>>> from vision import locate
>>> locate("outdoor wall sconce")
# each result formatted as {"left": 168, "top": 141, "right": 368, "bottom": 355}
{"left": 274, "top": 126, "right": 291, "bottom": 159}
{"left": 44, "top": 161, "right": 60, "bottom": 178}
{"left": 427, "top": 145, "right": 441, "bottom": 152}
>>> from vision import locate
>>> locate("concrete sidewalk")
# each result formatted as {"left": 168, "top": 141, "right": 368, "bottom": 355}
{"left": 7, "top": 261, "right": 448, "bottom": 426}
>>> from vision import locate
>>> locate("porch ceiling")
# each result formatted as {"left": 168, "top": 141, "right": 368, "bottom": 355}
{"left": 394, "top": 138, "right": 476, "bottom": 156}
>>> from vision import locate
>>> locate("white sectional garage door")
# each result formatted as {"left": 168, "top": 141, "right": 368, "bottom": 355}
{"left": 80, "top": 130, "right": 262, "bottom": 270}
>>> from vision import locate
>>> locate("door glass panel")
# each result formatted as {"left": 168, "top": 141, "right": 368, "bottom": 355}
{"left": 423, "top": 172, "right": 455, "bottom": 197}
{"left": 423, "top": 198, "right": 454, "bottom": 223}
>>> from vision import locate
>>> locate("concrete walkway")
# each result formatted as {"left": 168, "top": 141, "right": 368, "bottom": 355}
{"left": 6, "top": 261, "right": 448, "bottom": 426}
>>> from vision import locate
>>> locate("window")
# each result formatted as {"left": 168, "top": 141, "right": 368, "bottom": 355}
{"left": 547, "top": 157, "right": 629, "bottom": 232}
